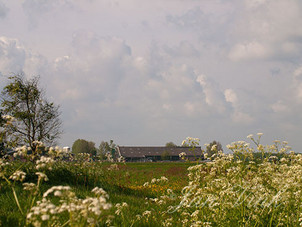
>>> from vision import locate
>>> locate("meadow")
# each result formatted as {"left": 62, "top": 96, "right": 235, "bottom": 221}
{"left": 1, "top": 134, "right": 302, "bottom": 226}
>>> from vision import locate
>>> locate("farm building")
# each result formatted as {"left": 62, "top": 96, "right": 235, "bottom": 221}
{"left": 116, "top": 146, "right": 203, "bottom": 162}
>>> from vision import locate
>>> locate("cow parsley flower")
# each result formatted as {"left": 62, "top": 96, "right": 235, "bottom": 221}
{"left": 36, "top": 172, "right": 49, "bottom": 182}
{"left": 247, "top": 134, "right": 253, "bottom": 139}
{"left": 9, "top": 170, "right": 26, "bottom": 182}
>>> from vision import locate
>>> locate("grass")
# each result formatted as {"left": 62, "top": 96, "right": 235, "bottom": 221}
{"left": 1, "top": 136, "right": 301, "bottom": 226}
{"left": 0, "top": 161, "right": 195, "bottom": 226}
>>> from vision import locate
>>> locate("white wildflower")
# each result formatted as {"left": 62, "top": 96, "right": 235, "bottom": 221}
{"left": 23, "top": 182, "right": 37, "bottom": 191}
{"left": 211, "top": 144, "right": 217, "bottom": 151}
{"left": 143, "top": 210, "right": 151, "bottom": 217}
{"left": 179, "top": 152, "right": 187, "bottom": 159}
{"left": 9, "top": 170, "right": 26, "bottom": 182}
{"left": 160, "top": 176, "right": 168, "bottom": 181}
{"left": 92, "top": 187, "right": 108, "bottom": 198}
{"left": 54, "top": 191, "right": 62, "bottom": 197}
{"left": 151, "top": 178, "right": 157, "bottom": 184}
{"left": 36, "top": 172, "right": 49, "bottom": 182}
{"left": 247, "top": 134, "right": 253, "bottom": 139}
{"left": 41, "top": 214, "right": 50, "bottom": 221}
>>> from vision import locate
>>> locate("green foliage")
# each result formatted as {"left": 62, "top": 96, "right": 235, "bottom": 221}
{"left": 2, "top": 135, "right": 300, "bottom": 226}
{"left": 165, "top": 142, "right": 177, "bottom": 147}
{"left": 72, "top": 139, "right": 97, "bottom": 156}
{"left": 99, "top": 140, "right": 116, "bottom": 157}
{"left": 0, "top": 74, "right": 62, "bottom": 150}
{"left": 0, "top": 111, "right": 7, "bottom": 149}
{"left": 205, "top": 140, "right": 223, "bottom": 159}
{"left": 0, "top": 111, "right": 5, "bottom": 156}
{"left": 0, "top": 111, "right": 5, "bottom": 127}
{"left": 99, "top": 141, "right": 110, "bottom": 155}
{"left": 161, "top": 150, "right": 171, "bottom": 160}
{"left": 0, "top": 159, "right": 193, "bottom": 227}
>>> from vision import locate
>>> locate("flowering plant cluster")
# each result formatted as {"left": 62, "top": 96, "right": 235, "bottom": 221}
{"left": 1, "top": 134, "right": 302, "bottom": 226}
{"left": 179, "top": 152, "right": 187, "bottom": 160}
{"left": 181, "top": 137, "right": 200, "bottom": 147}
{"left": 146, "top": 133, "right": 302, "bottom": 226}
{"left": 143, "top": 176, "right": 169, "bottom": 187}
{"left": 27, "top": 186, "right": 112, "bottom": 226}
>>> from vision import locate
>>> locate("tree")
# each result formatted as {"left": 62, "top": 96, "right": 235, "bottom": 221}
{"left": 165, "top": 142, "right": 177, "bottom": 147}
{"left": 99, "top": 140, "right": 116, "bottom": 154}
{"left": 0, "top": 111, "right": 6, "bottom": 156}
{"left": 99, "top": 141, "right": 110, "bottom": 155}
{"left": 161, "top": 150, "right": 171, "bottom": 160}
{"left": 0, "top": 111, "right": 5, "bottom": 126}
{"left": 205, "top": 140, "right": 223, "bottom": 159}
{"left": 1, "top": 74, "right": 62, "bottom": 151}
{"left": 99, "top": 140, "right": 116, "bottom": 159}
{"left": 72, "top": 139, "right": 97, "bottom": 156}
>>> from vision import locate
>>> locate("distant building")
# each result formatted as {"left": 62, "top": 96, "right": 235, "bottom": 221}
{"left": 116, "top": 146, "right": 203, "bottom": 162}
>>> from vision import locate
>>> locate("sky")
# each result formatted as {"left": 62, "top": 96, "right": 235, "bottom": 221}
{"left": 0, "top": 0, "right": 302, "bottom": 152}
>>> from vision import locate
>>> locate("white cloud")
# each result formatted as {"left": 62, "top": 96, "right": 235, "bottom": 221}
{"left": 166, "top": 6, "right": 207, "bottom": 28}
{"left": 196, "top": 74, "right": 226, "bottom": 113}
{"left": 245, "top": 0, "right": 267, "bottom": 9}
{"left": 162, "top": 104, "right": 172, "bottom": 112}
{"left": 224, "top": 88, "right": 254, "bottom": 124}
{"left": 228, "top": 42, "right": 269, "bottom": 61}
{"left": 22, "top": 0, "right": 74, "bottom": 28}
{"left": 295, "top": 84, "right": 302, "bottom": 100}
{"left": 1, "top": 1, "right": 302, "bottom": 151}
{"left": 232, "top": 111, "right": 254, "bottom": 125}
{"left": 294, "top": 66, "right": 302, "bottom": 79}
{"left": 0, "top": 36, "right": 48, "bottom": 77}
{"left": 51, "top": 31, "right": 132, "bottom": 102}
{"left": 0, "top": 1, "right": 8, "bottom": 18}
{"left": 0, "top": 37, "right": 26, "bottom": 75}
{"left": 291, "top": 65, "right": 302, "bottom": 103}
{"left": 196, "top": 75, "right": 207, "bottom": 87}
{"left": 184, "top": 102, "right": 195, "bottom": 116}
{"left": 271, "top": 101, "right": 289, "bottom": 113}
{"left": 133, "top": 56, "right": 148, "bottom": 74}
{"left": 229, "top": 0, "right": 302, "bottom": 61}
{"left": 224, "top": 89, "right": 238, "bottom": 104}
{"left": 71, "top": 31, "right": 131, "bottom": 59}
{"left": 163, "top": 41, "right": 200, "bottom": 57}
{"left": 141, "top": 64, "right": 204, "bottom": 118}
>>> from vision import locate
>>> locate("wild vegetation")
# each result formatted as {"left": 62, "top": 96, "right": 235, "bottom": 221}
{"left": 0, "top": 133, "right": 301, "bottom": 226}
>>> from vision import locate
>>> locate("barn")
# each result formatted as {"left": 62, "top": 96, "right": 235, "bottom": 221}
{"left": 116, "top": 146, "right": 203, "bottom": 162}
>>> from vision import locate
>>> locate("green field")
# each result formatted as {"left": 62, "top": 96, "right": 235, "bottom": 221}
{"left": 0, "top": 161, "right": 195, "bottom": 226}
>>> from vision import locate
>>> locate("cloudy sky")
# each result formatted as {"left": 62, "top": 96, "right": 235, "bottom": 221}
{"left": 1, "top": 0, "right": 302, "bottom": 151}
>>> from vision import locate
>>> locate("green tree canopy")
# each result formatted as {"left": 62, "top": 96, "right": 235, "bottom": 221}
{"left": 165, "top": 142, "right": 177, "bottom": 147}
{"left": 161, "top": 150, "right": 171, "bottom": 160}
{"left": 72, "top": 139, "right": 97, "bottom": 156}
{"left": 98, "top": 140, "right": 116, "bottom": 160}
{"left": 206, "top": 140, "right": 223, "bottom": 159}
{"left": 0, "top": 111, "right": 6, "bottom": 155}
{"left": 0, "top": 111, "right": 5, "bottom": 126}
{"left": 1, "top": 74, "right": 62, "bottom": 151}
{"left": 99, "top": 140, "right": 116, "bottom": 154}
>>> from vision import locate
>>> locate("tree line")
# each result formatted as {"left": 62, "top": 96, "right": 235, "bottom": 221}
{"left": 71, "top": 139, "right": 116, "bottom": 159}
